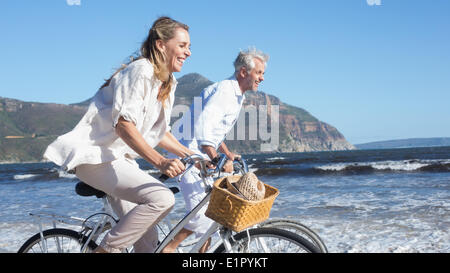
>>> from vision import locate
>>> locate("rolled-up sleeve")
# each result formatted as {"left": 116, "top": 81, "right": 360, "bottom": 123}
{"left": 111, "top": 68, "right": 146, "bottom": 128}
{"left": 194, "top": 88, "right": 230, "bottom": 149}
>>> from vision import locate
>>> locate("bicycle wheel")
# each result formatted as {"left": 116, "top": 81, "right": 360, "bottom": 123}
{"left": 18, "top": 228, "right": 98, "bottom": 253}
{"left": 214, "top": 227, "right": 320, "bottom": 253}
{"left": 259, "top": 218, "right": 328, "bottom": 253}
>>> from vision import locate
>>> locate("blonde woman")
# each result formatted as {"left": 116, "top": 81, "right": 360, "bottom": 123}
{"left": 44, "top": 17, "right": 194, "bottom": 253}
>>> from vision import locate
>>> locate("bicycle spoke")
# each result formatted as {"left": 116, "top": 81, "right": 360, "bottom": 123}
{"left": 18, "top": 228, "right": 97, "bottom": 253}
{"left": 38, "top": 242, "right": 44, "bottom": 253}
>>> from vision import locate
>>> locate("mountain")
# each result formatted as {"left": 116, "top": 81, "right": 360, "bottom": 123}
{"left": 0, "top": 97, "right": 87, "bottom": 162}
{"left": 355, "top": 138, "right": 450, "bottom": 150}
{"left": 0, "top": 73, "right": 354, "bottom": 162}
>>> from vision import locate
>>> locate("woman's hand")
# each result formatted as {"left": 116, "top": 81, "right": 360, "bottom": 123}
{"left": 158, "top": 158, "right": 185, "bottom": 178}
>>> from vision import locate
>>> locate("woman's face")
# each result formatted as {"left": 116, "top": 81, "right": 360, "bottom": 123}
{"left": 161, "top": 28, "right": 191, "bottom": 73}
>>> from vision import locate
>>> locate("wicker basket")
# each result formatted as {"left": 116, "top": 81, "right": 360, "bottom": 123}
{"left": 205, "top": 175, "right": 279, "bottom": 232}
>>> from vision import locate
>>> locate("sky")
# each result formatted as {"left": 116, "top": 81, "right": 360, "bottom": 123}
{"left": 0, "top": 0, "right": 449, "bottom": 144}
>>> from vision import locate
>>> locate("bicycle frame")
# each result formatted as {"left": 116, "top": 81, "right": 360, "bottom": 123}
{"left": 155, "top": 184, "right": 244, "bottom": 253}
{"left": 155, "top": 153, "right": 258, "bottom": 253}
{"left": 79, "top": 197, "right": 117, "bottom": 252}
{"left": 155, "top": 154, "right": 231, "bottom": 253}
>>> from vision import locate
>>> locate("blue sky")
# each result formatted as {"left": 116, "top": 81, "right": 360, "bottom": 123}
{"left": 1, "top": 0, "right": 449, "bottom": 144}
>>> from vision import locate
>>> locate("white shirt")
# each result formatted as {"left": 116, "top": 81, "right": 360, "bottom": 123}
{"left": 174, "top": 76, "right": 244, "bottom": 159}
{"left": 44, "top": 58, "right": 176, "bottom": 171}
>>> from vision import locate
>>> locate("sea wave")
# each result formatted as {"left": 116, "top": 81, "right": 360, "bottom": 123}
{"left": 11, "top": 168, "right": 77, "bottom": 182}
{"left": 316, "top": 159, "right": 450, "bottom": 173}
{"left": 254, "top": 159, "right": 450, "bottom": 176}
{"left": 5, "top": 158, "right": 450, "bottom": 181}
{"left": 263, "top": 157, "right": 287, "bottom": 163}
{"left": 13, "top": 174, "right": 40, "bottom": 180}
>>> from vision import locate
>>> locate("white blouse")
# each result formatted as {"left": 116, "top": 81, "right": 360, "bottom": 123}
{"left": 44, "top": 58, "right": 176, "bottom": 171}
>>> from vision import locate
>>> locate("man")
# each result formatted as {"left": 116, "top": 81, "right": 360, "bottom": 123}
{"left": 162, "top": 47, "right": 269, "bottom": 252}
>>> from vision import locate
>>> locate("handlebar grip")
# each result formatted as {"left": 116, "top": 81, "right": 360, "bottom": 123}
{"left": 158, "top": 158, "right": 187, "bottom": 182}
{"left": 159, "top": 174, "right": 170, "bottom": 181}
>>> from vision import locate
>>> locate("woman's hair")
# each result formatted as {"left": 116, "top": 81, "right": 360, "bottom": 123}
{"left": 101, "top": 16, "right": 189, "bottom": 105}
{"left": 233, "top": 47, "right": 269, "bottom": 74}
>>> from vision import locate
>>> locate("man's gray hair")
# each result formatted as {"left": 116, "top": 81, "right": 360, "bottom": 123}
{"left": 234, "top": 47, "right": 269, "bottom": 73}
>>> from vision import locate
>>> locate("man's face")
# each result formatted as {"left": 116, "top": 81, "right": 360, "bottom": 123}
{"left": 242, "top": 58, "right": 266, "bottom": 92}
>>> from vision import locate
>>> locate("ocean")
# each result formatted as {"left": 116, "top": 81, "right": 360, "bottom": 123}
{"left": 0, "top": 146, "right": 449, "bottom": 253}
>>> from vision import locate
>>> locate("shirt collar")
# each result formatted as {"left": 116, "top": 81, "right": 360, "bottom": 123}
{"left": 172, "top": 73, "right": 178, "bottom": 85}
{"left": 228, "top": 75, "right": 244, "bottom": 97}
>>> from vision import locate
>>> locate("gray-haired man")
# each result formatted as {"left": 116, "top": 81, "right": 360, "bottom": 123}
{"left": 162, "top": 47, "right": 269, "bottom": 252}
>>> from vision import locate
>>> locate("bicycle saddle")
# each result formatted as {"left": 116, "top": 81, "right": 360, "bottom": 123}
{"left": 75, "top": 181, "right": 106, "bottom": 198}
{"left": 75, "top": 181, "right": 180, "bottom": 199}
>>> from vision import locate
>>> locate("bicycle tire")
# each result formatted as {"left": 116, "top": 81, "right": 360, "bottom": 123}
{"left": 18, "top": 228, "right": 98, "bottom": 253}
{"left": 213, "top": 227, "right": 320, "bottom": 253}
{"left": 259, "top": 218, "right": 328, "bottom": 253}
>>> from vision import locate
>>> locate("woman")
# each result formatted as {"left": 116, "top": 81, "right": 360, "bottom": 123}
{"left": 44, "top": 17, "right": 195, "bottom": 253}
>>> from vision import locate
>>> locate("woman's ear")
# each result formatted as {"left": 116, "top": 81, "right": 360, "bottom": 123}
{"left": 155, "top": 39, "right": 166, "bottom": 53}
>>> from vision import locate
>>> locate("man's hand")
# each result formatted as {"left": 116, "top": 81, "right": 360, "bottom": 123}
{"left": 227, "top": 152, "right": 241, "bottom": 161}
{"left": 219, "top": 142, "right": 240, "bottom": 162}
{"left": 201, "top": 144, "right": 237, "bottom": 173}
{"left": 194, "top": 161, "right": 215, "bottom": 171}
{"left": 222, "top": 159, "right": 234, "bottom": 173}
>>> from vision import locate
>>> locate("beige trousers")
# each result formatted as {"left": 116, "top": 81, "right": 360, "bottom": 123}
{"left": 76, "top": 157, "right": 175, "bottom": 253}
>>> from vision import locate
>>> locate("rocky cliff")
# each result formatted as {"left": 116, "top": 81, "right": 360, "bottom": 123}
{"left": 171, "top": 73, "right": 355, "bottom": 153}
{"left": 174, "top": 74, "right": 354, "bottom": 154}
{"left": 0, "top": 73, "right": 354, "bottom": 162}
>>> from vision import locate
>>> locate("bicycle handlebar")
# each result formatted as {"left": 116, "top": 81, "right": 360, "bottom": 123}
{"left": 159, "top": 154, "right": 248, "bottom": 182}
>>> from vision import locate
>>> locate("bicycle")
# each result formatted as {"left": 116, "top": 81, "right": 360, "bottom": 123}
{"left": 168, "top": 157, "right": 327, "bottom": 253}
{"left": 18, "top": 154, "right": 324, "bottom": 253}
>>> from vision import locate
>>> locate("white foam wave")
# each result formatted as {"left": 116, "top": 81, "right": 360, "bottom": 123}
{"left": 245, "top": 164, "right": 258, "bottom": 174}
{"left": 13, "top": 174, "right": 39, "bottom": 180}
{"left": 58, "top": 170, "right": 76, "bottom": 179}
{"left": 371, "top": 161, "right": 428, "bottom": 171}
{"left": 12, "top": 169, "right": 77, "bottom": 181}
{"left": 316, "top": 159, "right": 450, "bottom": 172}
{"left": 264, "top": 157, "right": 286, "bottom": 162}
{"left": 316, "top": 163, "right": 348, "bottom": 171}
